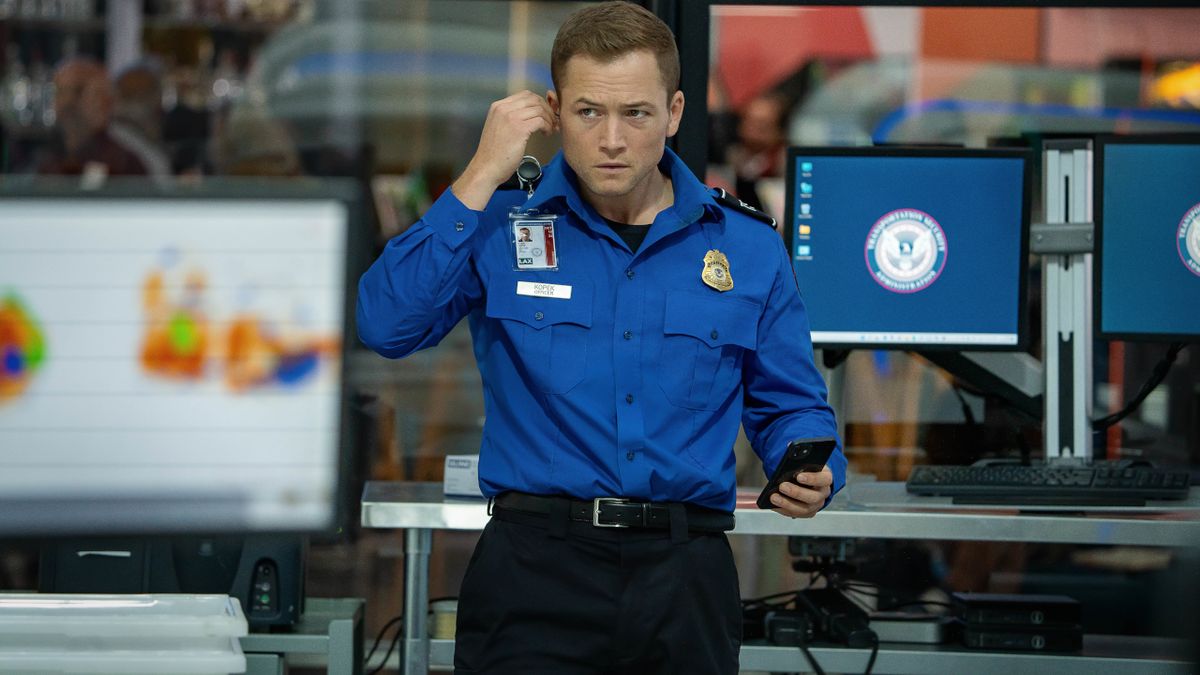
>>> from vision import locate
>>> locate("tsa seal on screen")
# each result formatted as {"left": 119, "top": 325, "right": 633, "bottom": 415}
{"left": 865, "top": 209, "right": 947, "bottom": 293}
{"left": 1178, "top": 202, "right": 1200, "bottom": 278}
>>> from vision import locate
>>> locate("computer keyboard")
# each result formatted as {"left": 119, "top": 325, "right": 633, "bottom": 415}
{"left": 906, "top": 463, "right": 1192, "bottom": 506}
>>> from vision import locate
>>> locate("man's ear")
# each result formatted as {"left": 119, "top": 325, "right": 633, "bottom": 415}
{"left": 546, "top": 90, "right": 560, "bottom": 117}
{"left": 666, "top": 90, "right": 684, "bottom": 138}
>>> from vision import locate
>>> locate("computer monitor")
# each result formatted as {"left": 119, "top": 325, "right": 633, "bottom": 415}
{"left": 0, "top": 181, "right": 363, "bottom": 536}
{"left": 783, "top": 146, "right": 1032, "bottom": 350}
{"left": 1095, "top": 134, "right": 1200, "bottom": 342}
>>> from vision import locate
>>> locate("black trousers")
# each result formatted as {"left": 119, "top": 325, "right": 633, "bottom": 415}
{"left": 453, "top": 506, "right": 743, "bottom": 675}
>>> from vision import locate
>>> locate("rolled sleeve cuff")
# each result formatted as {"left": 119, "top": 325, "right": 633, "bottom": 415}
{"left": 426, "top": 188, "right": 483, "bottom": 249}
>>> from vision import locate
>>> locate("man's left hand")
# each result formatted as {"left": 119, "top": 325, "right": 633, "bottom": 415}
{"left": 769, "top": 466, "right": 833, "bottom": 518}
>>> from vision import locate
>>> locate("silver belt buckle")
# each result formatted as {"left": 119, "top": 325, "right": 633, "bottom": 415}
{"left": 592, "top": 497, "right": 632, "bottom": 528}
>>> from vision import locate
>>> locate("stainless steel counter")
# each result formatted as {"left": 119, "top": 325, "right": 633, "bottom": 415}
{"left": 361, "top": 481, "right": 1200, "bottom": 674}
{"left": 362, "top": 480, "right": 1200, "bottom": 546}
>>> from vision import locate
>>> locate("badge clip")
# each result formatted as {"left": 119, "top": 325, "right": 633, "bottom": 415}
{"left": 517, "top": 155, "right": 542, "bottom": 200}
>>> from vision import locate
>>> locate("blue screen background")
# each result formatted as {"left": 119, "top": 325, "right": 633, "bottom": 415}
{"left": 790, "top": 154, "right": 1026, "bottom": 341}
{"left": 1100, "top": 144, "right": 1200, "bottom": 338}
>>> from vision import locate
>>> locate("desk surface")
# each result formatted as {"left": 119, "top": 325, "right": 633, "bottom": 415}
{"left": 425, "top": 637, "right": 1197, "bottom": 675}
{"left": 361, "top": 481, "right": 1200, "bottom": 547}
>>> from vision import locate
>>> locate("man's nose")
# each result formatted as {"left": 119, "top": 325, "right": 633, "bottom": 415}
{"left": 599, "top": 117, "right": 625, "bottom": 153}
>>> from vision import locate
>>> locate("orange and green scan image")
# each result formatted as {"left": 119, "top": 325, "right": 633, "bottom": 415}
{"left": 140, "top": 269, "right": 210, "bottom": 380}
{"left": 225, "top": 314, "right": 339, "bottom": 393}
{"left": 0, "top": 292, "right": 46, "bottom": 403}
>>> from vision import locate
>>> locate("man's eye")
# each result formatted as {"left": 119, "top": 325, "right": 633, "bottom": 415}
{"left": 579, "top": 108, "right": 598, "bottom": 118}
{"left": 626, "top": 110, "right": 648, "bottom": 119}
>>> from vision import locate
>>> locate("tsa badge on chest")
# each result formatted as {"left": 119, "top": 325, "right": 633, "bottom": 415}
{"left": 701, "top": 249, "right": 733, "bottom": 292}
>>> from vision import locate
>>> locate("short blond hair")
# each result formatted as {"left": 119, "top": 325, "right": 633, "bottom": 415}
{"left": 551, "top": 1, "right": 679, "bottom": 95}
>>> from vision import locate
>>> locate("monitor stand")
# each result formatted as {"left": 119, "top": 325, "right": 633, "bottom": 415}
{"left": 1038, "top": 140, "right": 1096, "bottom": 465}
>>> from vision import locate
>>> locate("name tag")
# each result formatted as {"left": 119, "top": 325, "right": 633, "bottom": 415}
{"left": 516, "top": 281, "right": 572, "bottom": 300}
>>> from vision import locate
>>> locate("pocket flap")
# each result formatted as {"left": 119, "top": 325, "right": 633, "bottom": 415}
{"left": 486, "top": 279, "right": 593, "bottom": 330}
{"left": 663, "top": 291, "right": 760, "bottom": 349}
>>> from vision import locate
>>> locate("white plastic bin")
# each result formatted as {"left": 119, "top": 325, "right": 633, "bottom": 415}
{"left": 0, "top": 594, "right": 247, "bottom": 675}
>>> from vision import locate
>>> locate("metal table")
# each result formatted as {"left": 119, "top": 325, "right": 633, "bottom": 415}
{"left": 361, "top": 481, "right": 1200, "bottom": 674}
{"left": 240, "top": 597, "right": 364, "bottom": 675}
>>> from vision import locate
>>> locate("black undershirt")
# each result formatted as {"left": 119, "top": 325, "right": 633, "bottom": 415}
{"left": 602, "top": 217, "right": 651, "bottom": 254}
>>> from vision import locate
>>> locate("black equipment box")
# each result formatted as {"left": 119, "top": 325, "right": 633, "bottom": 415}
{"left": 953, "top": 592, "right": 1081, "bottom": 627}
{"left": 962, "top": 623, "right": 1083, "bottom": 652}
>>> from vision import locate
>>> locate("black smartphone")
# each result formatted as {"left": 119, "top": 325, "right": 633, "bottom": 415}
{"left": 756, "top": 437, "right": 838, "bottom": 509}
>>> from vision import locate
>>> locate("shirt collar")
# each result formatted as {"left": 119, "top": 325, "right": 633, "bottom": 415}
{"left": 523, "top": 147, "right": 724, "bottom": 228}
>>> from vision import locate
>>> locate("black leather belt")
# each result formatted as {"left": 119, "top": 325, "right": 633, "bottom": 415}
{"left": 493, "top": 492, "right": 735, "bottom": 532}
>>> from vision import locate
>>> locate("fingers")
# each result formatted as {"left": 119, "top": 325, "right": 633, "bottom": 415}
{"left": 793, "top": 466, "right": 834, "bottom": 489}
{"left": 491, "top": 91, "right": 557, "bottom": 137}
{"left": 769, "top": 471, "right": 832, "bottom": 519}
{"left": 467, "top": 91, "right": 557, "bottom": 189}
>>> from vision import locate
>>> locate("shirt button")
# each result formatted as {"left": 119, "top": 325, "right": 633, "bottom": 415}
{"left": 626, "top": 394, "right": 634, "bottom": 404}
{"left": 623, "top": 330, "right": 633, "bottom": 340}
{"left": 710, "top": 329, "right": 719, "bottom": 340}
{"left": 534, "top": 311, "right": 544, "bottom": 321}
{"left": 454, "top": 221, "right": 465, "bottom": 232}
{"left": 626, "top": 451, "right": 635, "bottom": 461}
{"left": 626, "top": 269, "right": 635, "bottom": 279}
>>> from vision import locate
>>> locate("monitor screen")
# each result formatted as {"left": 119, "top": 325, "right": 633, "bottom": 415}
{"left": 783, "top": 147, "right": 1031, "bottom": 350}
{"left": 1096, "top": 135, "right": 1200, "bottom": 342}
{"left": 0, "top": 185, "right": 357, "bottom": 535}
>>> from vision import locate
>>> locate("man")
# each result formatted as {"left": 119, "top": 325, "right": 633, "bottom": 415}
{"left": 36, "top": 58, "right": 146, "bottom": 179}
{"left": 357, "top": 3, "right": 845, "bottom": 673}
{"left": 109, "top": 59, "right": 173, "bottom": 185}
{"left": 729, "top": 91, "right": 791, "bottom": 214}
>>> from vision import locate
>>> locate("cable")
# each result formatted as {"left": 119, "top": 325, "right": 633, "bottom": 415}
{"left": 863, "top": 636, "right": 880, "bottom": 675}
{"left": 949, "top": 383, "right": 977, "bottom": 427}
{"left": 740, "top": 589, "right": 800, "bottom": 606}
{"left": 1092, "top": 342, "right": 1186, "bottom": 431}
{"left": 363, "top": 615, "right": 403, "bottom": 670}
{"left": 799, "top": 644, "right": 828, "bottom": 675}
{"left": 367, "top": 622, "right": 405, "bottom": 675}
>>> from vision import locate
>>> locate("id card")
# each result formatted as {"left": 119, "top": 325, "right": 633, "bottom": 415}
{"left": 510, "top": 214, "right": 559, "bottom": 271}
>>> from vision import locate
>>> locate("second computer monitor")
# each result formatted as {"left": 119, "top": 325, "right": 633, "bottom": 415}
{"left": 784, "top": 147, "right": 1031, "bottom": 350}
{"left": 1096, "top": 134, "right": 1200, "bottom": 342}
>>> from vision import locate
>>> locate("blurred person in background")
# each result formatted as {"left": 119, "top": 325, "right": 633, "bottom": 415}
{"left": 728, "top": 91, "right": 791, "bottom": 216}
{"left": 163, "top": 67, "right": 212, "bottom": 177}
{"left": 209, "top": 107, "right": 302, "bottom": 177}
{"left": 110, "top": 59, "right": 173, "bottom": 185}
{"left": 35, "top": 58, "right": 146, "bottom": 178}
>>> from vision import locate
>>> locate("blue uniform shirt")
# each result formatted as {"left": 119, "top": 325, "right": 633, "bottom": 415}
{"left": 357, "top": 148, "right": 845, "bottom": 512}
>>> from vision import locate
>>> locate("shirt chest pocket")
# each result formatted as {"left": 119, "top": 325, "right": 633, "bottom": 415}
{"left": 485, "top": 282, "right": 593, "bottom": 395}
{"left": 658, "top": 291, "right": 761, "bottom": 411}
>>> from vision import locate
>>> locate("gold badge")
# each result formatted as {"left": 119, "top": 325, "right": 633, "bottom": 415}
{"left": 701, "top": 249, "right": 733, "bottom": 292}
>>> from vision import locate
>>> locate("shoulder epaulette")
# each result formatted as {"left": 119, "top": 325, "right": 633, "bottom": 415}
{"left": 709, "top": 187, "right": 776, "bottom": 228}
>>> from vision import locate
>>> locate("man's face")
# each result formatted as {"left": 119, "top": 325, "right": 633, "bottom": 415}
{"left": 54, "top": 63, "right": 111, "bottom": 138}
{"left": 738, "top": 96, "right": 785, "bottom": 153}
{"left": 548, "top": 50, "right": 684, "bottom": 203}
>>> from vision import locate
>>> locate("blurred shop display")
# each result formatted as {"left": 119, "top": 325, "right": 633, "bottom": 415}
{"left": 0, "top": 0, "right": 95, "bottom": 21}
{"left": 764, "top": 56, "right": 1200, "bottom": 148}
{"left": 0, "top": 0, "right": 313, "bottom": 173}
{"left": 0, "top": 1, "right": 570, "bottom": 193}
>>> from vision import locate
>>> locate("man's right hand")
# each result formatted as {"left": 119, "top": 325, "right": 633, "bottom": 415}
{"left": 452, "top": 91, "right": 557, "bottom": 211}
